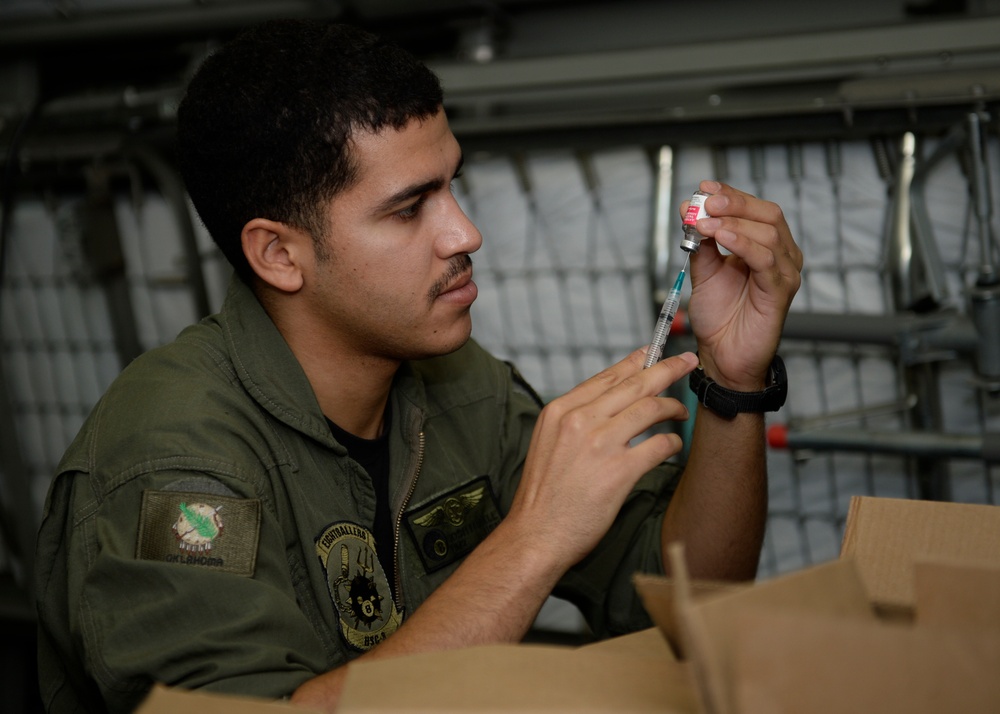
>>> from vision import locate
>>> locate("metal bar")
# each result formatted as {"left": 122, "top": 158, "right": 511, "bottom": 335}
{"left": 781, "top": 310, "right": 979, "bottom": 353}
{"left": 125, "top": 141, "right": 212, "bottom": 318}
{"left": 648, "top": 146, "right": 674, "bottom": 309}
{"left": 82, "top": 168, "right": 143, "bottom": 367}
{"left": 909, "top": 124, "right": 960, "bottom": 307}
{"left": 773, "top": 426, "right": 999, "bottom": 464}
{"left": 432, "top": 17, "right": 1000, "bottom": 97}
{"left": 967, "top": 111, "right": 999, "bottom": 283}
{"left": 0, "top": 1, "right": 344, "bottom": 47}
{"left": 888, "top": 132, "right": 919, "bottom": 311}
{"left": 0, "top": 352, "right": 35, "bottom": 598}
{"left": 905, "top": 360, "right": 950, "bottom": 500}
{"left": 965, "top": 112, "right": 1000, "bottom": 391}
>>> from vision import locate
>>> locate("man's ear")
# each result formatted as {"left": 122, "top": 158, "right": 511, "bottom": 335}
{"left": 241, "top": 218, "right": 307, "bottom": 293}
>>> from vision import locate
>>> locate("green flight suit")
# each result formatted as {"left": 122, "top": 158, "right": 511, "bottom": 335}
{"left": 35, "top": 277, "right": 679, "bottom": 713}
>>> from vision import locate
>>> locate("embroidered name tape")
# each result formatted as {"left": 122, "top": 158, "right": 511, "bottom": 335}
{"left": 136, "top": 489, "right": 261, "bottom": 577}
{"left": 404, "top": 476, "right": 502, "bottom": 573}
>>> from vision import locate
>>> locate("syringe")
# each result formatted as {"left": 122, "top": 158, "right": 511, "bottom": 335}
{"left": 642, "top": 255, "right": 689, "bottom": 369}
{"left": 642, "top": 188, "right": 709, "bottom": 368}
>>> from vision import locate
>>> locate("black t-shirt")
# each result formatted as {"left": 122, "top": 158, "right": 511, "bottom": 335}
{"left": 326, "top": 407, "right": 395, "bottom": 599}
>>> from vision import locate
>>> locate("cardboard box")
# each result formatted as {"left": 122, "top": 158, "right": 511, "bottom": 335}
{"left": 840, "top": 495, "right": 1000, "bottom": 615}
{"left": 634, "top": 495, "right": 1000, "bottom": 714}
{"left": 135, "top": 629, "right": 695, "bottom": 714}
{"left": 136, "top": 683, "right": 321, "bottom": 714}
{"left": 338, "top": 631, "right": 696, "bottom": 712}
{"left": 136, "top": 495, "right": 1000, "bottom": 713}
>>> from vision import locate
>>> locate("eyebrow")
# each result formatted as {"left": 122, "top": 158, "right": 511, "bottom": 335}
{"left": 371, "top": 154, "right": 465, "bottom": 215}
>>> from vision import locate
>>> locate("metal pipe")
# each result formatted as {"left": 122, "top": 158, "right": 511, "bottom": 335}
{"left": 970, "top": 281, "right": 1000, "bottom": 391}
{"left": 781, "top": 310, "right": 979, "bottom": 353}
{"left": 966, "top": 111, "right": 1000, "bottom": 391}
{"left": 0, "top": 352, "right": 36, "bottom": 597}
{"left": 648, "top": 146, "right": 674, "bottom": 309}
{"left": 768, "top": 424, "right": 1000, "bottom": 464}
{"left": 432, "top": 17, "right": 1000, "bottom": 98}
{"left": 0, "top": 1, "right": 344, "bottom": 47}
{"left": 82, "top": 166, "right": 144, "bottom": 367}
{"left": 967, "top": 111, "right": 998, "bottom": 284}
{"left": 908, "top": 126, "right": 958, "bottom": 307}
{"left": 887, "top": 132, "right": 918, "bottom": 310}
{"left": 125, "top": 141, "right": 212, "bottom": 318}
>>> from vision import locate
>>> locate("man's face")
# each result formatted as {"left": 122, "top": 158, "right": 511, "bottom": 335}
{"left": 306, "top": 109, "right": 482, "bottom": 362}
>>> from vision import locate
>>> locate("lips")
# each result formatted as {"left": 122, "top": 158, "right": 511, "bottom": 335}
{"left": 441, "top": 270, "right": 472, "bottom": 295}
{"left": 435, "top": 268, "right": 478, "bottom": 306}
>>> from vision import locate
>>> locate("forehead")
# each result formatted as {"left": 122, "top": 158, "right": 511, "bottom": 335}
{"left": 347, "top": 110, "right": 459, "bottom": 187}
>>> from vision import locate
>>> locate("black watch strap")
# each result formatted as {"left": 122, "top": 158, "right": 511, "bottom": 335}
{"left": 689, "top": 355, "right": 788, "bottom": 419}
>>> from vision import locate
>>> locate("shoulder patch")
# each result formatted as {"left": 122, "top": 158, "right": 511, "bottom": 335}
{"left": 404, "top": 476, "right": 502, "bottom": 573}
{"left": 136, "top": 489, "right": 261, "bottom": 577}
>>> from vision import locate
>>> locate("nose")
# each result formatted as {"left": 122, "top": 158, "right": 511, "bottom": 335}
{"left": 440, "top": 195, "right": 482, "bottom": 258}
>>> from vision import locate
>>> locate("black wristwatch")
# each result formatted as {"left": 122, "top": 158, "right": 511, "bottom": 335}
{"left": 689, "top": 355, "right": 788, "bottom": 419}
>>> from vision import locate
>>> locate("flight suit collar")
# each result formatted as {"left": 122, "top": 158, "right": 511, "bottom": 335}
{"left": 217, "top": 276, "right": 429, "bottom": 455}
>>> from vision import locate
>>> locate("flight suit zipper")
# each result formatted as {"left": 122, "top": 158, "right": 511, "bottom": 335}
{"left": 393, "top": 430, "right": 424, "bottom": 609}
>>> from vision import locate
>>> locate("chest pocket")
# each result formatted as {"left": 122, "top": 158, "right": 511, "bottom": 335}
{"left": 403, "top": 476, "right": 502, "bottom": 573}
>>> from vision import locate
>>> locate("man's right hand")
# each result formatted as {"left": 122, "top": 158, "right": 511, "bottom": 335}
{"left": 506, "top": 349, "right": 698, "bottom": 568}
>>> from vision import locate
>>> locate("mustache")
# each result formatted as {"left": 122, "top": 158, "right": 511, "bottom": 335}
{"left": 428, "top": 254, "right": 473, "bottom": 301}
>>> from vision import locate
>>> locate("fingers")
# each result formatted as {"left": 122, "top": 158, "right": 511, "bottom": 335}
{"left": 557, "top": 350, "right": 698, "bottom": 416}
{"left": 689, "top": 181, "right": 802, "bottom": 283}
{"left": 628, "top": 431, "right": 685, "bottom": 472}
{"left": 535, "top": 351, "right": 697, "bottom": 463}
{"left": 700, "top": 180, "right": 783, "bottom": 228}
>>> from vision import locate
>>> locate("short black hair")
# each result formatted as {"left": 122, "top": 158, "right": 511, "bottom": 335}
{"left": 177, "top": 20, "right": 444, "bottom": 282}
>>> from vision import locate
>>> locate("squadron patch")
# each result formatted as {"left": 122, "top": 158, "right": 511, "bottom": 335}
{"left": 315, "top": 522, "right": 402, "bottom": 652}
{"left": 136, "top": 489, "right": 260, "bottom": 576}
{"left": 404, "top": 477, "right": 502, "bottom": 573}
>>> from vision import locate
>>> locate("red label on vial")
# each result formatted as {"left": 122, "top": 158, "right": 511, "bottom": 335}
{"left": 683, "top": 195, "right": 708, "bottom": 226}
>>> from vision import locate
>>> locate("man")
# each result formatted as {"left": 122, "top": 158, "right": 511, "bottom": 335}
{"left": 34, "top": 19, "right": 801, "bottom": 714}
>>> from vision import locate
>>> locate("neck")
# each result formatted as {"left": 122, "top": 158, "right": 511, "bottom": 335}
{"left": 264, "top": 295, "right": 400, "bottom": 441}
{"left": 305, "top": 351, "right": 397, "bottom": 439}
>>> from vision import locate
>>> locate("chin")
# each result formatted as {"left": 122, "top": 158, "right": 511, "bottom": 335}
{"left": 416, "top": 322, "right": 473, "bottom": 359}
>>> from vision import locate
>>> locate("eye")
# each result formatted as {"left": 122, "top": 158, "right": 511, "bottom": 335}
{"left": 395, "top": 194, "right": 428, "bottom": 221}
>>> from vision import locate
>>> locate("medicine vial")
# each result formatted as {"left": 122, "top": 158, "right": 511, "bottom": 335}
{"left": 680, "top": 190, "right": 710, "bottom": 253}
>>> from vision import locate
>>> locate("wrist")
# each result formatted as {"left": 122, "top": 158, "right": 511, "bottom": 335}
{"left": 689, "top": 354, "right": 788, "bottom": 420}
{"left": 693, "top": 353, "right": 766, "bottom": 392}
